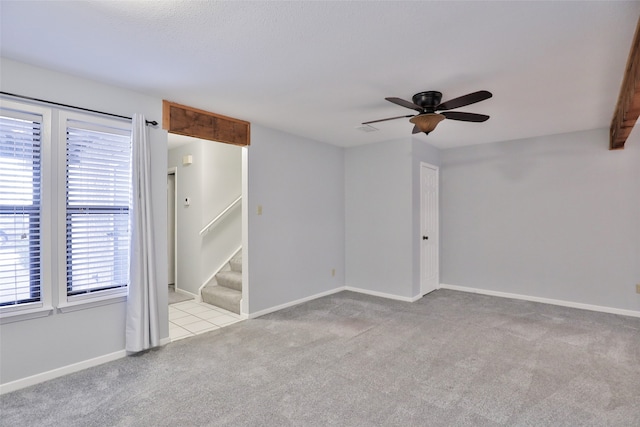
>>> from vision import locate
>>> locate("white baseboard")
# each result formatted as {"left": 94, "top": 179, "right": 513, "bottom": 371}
{"left": 439, "top": 284, "right": 640, "bottom": 318}
{"left": 247, "top": 285, "right": 426, "bottom": 319}
{"left": 0, "top": 349, "right": 127, "bottom": 395}
{"left": 247, "top": 287, "right": 345, "bottom": 319}
{"left": 1, "top": 336, "right": 172, "bottom": 395}
{"left": 345, "top": 286, "right": 422, "bottom": 302}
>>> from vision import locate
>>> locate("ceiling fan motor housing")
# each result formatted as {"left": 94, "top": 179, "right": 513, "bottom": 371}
{"left": 412, "top": 91, "right": 442, "bottom": 111}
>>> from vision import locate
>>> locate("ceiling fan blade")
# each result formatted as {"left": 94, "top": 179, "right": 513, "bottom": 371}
{"left": 436, "top": 90, "right": 492, "bottom": 111}
{"left": 412, "top": 125, "right": 421, "bottom": 134}
{"left": 362, "top": 114, "right": 414, "bottom": 125}
{"left": 441, "top": 111, "right": 490, "bottom": 122}
{"left": 385, "top": 97, "right": 423, "bottom": 111}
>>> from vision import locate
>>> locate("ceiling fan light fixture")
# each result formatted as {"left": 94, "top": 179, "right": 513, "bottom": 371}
{"left": 409, "top": 113, "right": 445, "bottom": 134}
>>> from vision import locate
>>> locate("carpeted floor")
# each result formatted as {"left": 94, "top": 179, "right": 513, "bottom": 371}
{"left": 1, "top": 289, "right": 639, "bottom": 426}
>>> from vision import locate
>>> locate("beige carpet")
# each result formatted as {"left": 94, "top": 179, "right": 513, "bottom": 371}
{"left": 168, "top": 284, "right": 193, "bottom": 305}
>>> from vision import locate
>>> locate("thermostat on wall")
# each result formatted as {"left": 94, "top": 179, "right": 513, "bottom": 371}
{"left": 182, "top": 155, "right": 193, "bottom": 166}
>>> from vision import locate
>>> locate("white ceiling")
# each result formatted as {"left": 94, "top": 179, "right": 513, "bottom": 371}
{"left": 1, "top": 1, "right": 639, "bottom": 149}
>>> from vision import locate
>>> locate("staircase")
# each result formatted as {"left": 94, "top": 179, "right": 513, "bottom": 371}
{"left": 201, "top": 251, "right": 242, "bottom": 314}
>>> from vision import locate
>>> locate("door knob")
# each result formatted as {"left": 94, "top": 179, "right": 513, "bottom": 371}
{"left": 422, "top": 236, "right": 428, "bottom": 240}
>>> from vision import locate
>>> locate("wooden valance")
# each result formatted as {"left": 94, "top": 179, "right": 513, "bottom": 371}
{"left": 610, "top": 17, "right": 640, "bottom": 150}
{"left": 162, "top": 100, "right": 250, "bottom": 146}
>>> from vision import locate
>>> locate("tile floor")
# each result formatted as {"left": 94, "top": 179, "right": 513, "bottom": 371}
{"left": 169, "top": 300, "right": 244, "bottom": 341}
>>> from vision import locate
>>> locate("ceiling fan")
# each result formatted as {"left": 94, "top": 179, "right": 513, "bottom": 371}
{"left": 363, "top": 90, "right": 492, "bottom": 135}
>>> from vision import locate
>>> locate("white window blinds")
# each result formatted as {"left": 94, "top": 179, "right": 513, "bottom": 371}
{"left": 65, "top": 119, "right": 131, "bottom": 297}
{"left": 0, "top": 109, "right": 42, "bottom": 307}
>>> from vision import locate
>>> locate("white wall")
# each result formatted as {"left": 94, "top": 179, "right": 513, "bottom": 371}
{"left": 246, "top": 125, "right": 345, "bottom": 313}
{"left": 345, "top": 138, "right": 440, "bottom": 299}
{"left": 345, "top": 139, "right": 413, "bottom": 297}
{"left": 168, "top": 141, "right": 204, "bottom": 295}
{"left": 168, "top": 140, "right": 242, "bottom": 296}
{"left": 0, "top": 59, "right": 169, "bottom": 385}
{"left": 200, "top": 141, "right": 242, "bottom": 285}
{"left": 440, "top": 128, "right": 640, "bottom": 312}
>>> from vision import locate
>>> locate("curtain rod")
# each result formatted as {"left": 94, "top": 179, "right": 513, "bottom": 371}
{"left": 0, "top": 91, "right": 159, "bottom": 126}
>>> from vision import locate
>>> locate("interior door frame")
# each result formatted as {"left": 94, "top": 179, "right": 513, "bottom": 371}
{"left": 167, "top": 167, "right": 179, "bottom": 293}
{"left": 420, "top": 162, "right": 440, "bottom": 296}
{"left": 164, "top": 102, "right": 249, "bottom": 315}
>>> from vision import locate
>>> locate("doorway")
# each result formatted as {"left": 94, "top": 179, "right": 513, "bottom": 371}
{"left": 420, "top": 162, "right": 439, "bottom": 295}
{"left": 167, "top": 167, "right": 192, "bottom": 305}
{"left": 167, "top": 168, "right": 177, "bottom": 289}
{"left": 166, "top": 135, "right": 246, "bottom": 313}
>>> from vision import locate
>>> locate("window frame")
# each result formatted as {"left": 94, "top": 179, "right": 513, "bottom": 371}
{"left": 56, "top": 111, "right": 132, "bottom": 311}
{"left": 0, "top": 100, "right": 53, "bottom": 322}
{"left": 0, "top": 99, "right": 134, "bottom": 320}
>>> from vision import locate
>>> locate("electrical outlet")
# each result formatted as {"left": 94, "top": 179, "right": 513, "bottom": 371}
{"left": 257, "top": 205, "right": 262, "bottom": 215}
{"left": 636, "top": 284, "right": 640, "bottom": 294}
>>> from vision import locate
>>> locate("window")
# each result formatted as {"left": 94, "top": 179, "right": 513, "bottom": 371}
{"left": 63, "top": 116, "right": 132, "bottom": 303}
{"left": 0, "top": 108, "right": 43, "bottom": 309}
{"left": 0, "top": 99, "right": 132, "bottom": 318}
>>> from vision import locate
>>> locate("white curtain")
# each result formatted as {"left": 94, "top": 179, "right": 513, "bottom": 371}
{"left": 126, "top": 113, "right": 160, "bottom": 352}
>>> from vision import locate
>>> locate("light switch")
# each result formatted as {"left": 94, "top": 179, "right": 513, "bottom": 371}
{"left": 257, "top": 205, "right": 262, "bottom": 215}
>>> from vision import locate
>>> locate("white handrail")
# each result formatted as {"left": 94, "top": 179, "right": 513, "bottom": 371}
{"left": 199, "top": 195, "right": 242, "bottom": 236}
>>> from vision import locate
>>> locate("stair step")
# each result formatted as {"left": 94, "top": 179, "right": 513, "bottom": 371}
{"left": 229, "top": 254, "right": 242, "bottom": 273}
{"left": 216, "top": 270, "right": 242, "bottom": 291}
{"left": 201, "top": 285, "right": 241, "bottom": 314}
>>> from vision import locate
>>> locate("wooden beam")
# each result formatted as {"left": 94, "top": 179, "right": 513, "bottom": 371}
{"left": 162, "top": 100, "right": 250, "bottom": 147}
{"left": 610, "top": 17, "right": 640, "bottom": 150}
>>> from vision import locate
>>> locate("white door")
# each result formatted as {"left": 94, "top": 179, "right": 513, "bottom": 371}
{"left": 420, "top": 162, "right": 439, "bottom": 295}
